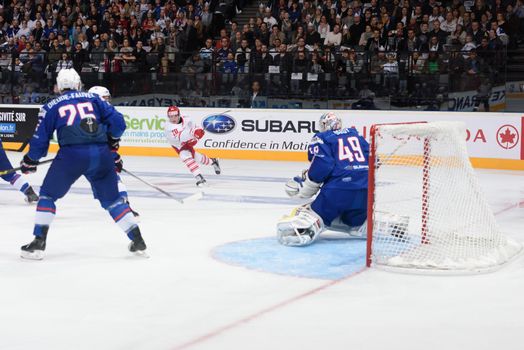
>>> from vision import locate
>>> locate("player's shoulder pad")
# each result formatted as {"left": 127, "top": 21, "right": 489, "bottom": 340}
{"left": 309, "top": 132, "right": 325, "bottom": 145}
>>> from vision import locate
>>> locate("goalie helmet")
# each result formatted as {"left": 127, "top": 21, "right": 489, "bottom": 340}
{"left": 88, "top": 86, "right": 111, "bottom": 102}
{"left": 319, "top": 112, "right": 342, "bottom": 132}
{"left": 167, "top": 106, "right": 181, "bottom": 123}
{"left": 56, "top": 68, "right": 82, "bottom": 92}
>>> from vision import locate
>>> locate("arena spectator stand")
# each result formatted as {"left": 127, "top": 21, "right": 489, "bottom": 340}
{"left": 0, "top": 0, "right": 521, "bottom": 109}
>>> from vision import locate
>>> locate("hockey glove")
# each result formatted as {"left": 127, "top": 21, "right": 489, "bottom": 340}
{"left": 285, "top": 175, "right": 304, "bottom": 197}
{"left": 108, "top": 136, "right": 121, "bottom": 152}
{"left": 297, "top": 174, "right": 321, "bottom": 198}
{"left": 284, "top": 171, "right": 321, "bottom": 199}
{"left": 114, "top": 153, "right": 123, "bottom": 173}
{"left": 193, "top": 128, "right": 205, "bottom": 140}
{"left": 20, "top": 154, "right": 38, "bottom": 174}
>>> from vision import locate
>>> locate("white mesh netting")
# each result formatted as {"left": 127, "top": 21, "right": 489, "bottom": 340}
{"left": 369, "top": 121, "right": 521, "bottom": 273}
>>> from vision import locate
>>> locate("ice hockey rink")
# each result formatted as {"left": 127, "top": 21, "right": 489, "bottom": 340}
{"left": 1, "top": 154, "right": 523, "bottom": 350}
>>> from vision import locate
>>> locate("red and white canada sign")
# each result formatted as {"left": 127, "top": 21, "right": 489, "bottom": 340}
{"left": 496, "top": 125, "right": 519, "bottom": 150}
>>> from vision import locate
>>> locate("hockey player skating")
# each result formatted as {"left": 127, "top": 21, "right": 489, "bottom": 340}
{"left": 278, "top": 112, "right": 370, "bottom": 246}
{"left": 0, "top": 141, "right": 39, "bottom": 203}
{"left": 88, "top": 85, "right": 138, "bottom": 216}
{"left": 19, "top": 69, "right": 146, "bottom": 259}
{"left": 164, "top": 106, "right": 220, "bottom": 186}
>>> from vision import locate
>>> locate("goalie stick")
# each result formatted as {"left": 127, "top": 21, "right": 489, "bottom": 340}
{"left": 121, "top": 168, "right": 203, "bottom": 204}
{"left": 0, "top": 158, "right": 54, "bottom": 177}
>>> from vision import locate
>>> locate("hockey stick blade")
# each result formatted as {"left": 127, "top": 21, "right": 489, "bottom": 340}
{"left": 0, "top": 158, "right": 54, "bottom": 177}
{"left": 122, "top": 168, "right": 202, "bottom": 204}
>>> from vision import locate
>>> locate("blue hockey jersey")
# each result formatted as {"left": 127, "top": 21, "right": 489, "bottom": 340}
{"left": 28, "top": 90, "right": 126, "bottom": 160}
{"left": 307, "top": 127, "right": 370, "bottom": 190}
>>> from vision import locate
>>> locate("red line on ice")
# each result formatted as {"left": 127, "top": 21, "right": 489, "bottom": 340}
{"left": 172, "top": 198, "right": 523, "bottom": 349}
{"left": 171, "top": 269, "right": 366, "bottom": 350}
{"left": 494, "top": 200, "right": 524, "bottom": 216}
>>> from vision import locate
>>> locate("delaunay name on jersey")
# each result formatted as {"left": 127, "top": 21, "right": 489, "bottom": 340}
{"left": 46, "top": 92, "right": 96, "bottom": 109}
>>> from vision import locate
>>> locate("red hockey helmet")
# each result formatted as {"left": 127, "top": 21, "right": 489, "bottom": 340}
{"left": 167, "top": 106, "right": 181, "bottom": 123}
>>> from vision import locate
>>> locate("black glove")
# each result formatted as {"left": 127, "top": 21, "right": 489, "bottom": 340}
{"left": 108, "top": 136, "right": 120, "bottom": 152}
{"left": 114, "top": 153, "right": 123, "bottom": 173}
{"left": 20, "top": 155, "right": 38, "bottom": 174}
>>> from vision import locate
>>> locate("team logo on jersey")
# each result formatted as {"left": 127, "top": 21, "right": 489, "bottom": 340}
{"left": 202, "top": 114, "right": 236, "bottom": 134}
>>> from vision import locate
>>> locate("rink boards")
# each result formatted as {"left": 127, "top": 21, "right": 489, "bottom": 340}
{"left": 1, "top": 105, "right": 523, "bottom": 170}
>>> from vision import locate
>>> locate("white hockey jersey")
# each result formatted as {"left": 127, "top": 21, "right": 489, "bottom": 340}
{"left": 164, "top": 117, "right": 202, "bottom": 151}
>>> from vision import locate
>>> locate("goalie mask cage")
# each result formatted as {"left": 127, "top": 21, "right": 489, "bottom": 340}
{"left": 365, "top": 121, "right": 521, "bottom": 273}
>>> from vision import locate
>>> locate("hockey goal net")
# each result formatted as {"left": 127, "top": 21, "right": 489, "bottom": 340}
{"left": 366, "top": 121, "right": 521, "bottom": 273}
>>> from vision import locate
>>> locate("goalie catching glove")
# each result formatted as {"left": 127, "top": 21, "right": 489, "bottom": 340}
{"left": 284, "top": 170, "right": 321, "bottom": 199}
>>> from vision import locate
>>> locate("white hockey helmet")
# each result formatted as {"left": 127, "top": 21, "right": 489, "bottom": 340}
{"left": 56, "top": 68, "right": 82, "bottom": 92}
{"left": 319, "top": 112, "right": 342, "bottom": 132}
{"left": 88, "top": 85, "right": 111, "bottom": 101}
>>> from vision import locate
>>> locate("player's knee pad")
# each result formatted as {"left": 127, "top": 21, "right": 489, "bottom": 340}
{"left": 106, "top": 199, "right": 139, "bottom": 233}
{"left": 277, "top": 205, "right": 324, "bottom": 246}
{"left": 35, "top": 196, "right": 56, "bottom": 226}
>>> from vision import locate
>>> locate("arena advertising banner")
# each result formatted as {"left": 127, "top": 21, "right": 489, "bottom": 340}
{"left": 447, "top": 85, "right": 506, "bottom": 112}
{"left": 0, "top": 106, "right": 39, "bottom": 143}
{"left": 116, "top": 106, "right": 523, "bottom": 169}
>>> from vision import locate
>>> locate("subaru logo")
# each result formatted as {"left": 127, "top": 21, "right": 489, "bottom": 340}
{"left": 202, "top": 114, "right": 236, "bottom": 134}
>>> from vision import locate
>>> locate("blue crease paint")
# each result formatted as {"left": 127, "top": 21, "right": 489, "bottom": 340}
{"left": 212, "top": 237, "right": 367, "bottom": 280}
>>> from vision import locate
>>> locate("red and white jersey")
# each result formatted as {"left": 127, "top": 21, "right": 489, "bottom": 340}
{"left": 164, "top": 116, "right": 201, "bottom": 150}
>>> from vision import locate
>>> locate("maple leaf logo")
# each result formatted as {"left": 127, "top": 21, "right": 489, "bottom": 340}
{"left": 499, "top": 128, "right": 516, "bottom": 144}
{"left": 496, "top": 125, "right": 519, "bottom": 150}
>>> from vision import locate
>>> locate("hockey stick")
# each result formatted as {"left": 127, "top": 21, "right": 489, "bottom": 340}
{"left": 0, "top": 158, "right": 54, "bottom": 177}
{"left": 121, "top": 168, "right": 203, "bottom": 204}
{"left": 1, "top": 138, "right": 31, "bottom": 152}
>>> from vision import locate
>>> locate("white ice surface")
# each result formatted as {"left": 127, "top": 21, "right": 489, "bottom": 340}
{"left": 1, "top": 155, "right": 523, "bottom": 350}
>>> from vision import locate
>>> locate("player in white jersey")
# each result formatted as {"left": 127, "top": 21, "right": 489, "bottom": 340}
{"left": 164, "top": 106, "right": 221, "bottom": 186}
{"left": 88, "top": 86, "right": 138, "bottom": 216}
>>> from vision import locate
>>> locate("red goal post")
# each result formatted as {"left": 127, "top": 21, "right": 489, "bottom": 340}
{"left": 366, "top": 121, "right": 428, "bottom": 268}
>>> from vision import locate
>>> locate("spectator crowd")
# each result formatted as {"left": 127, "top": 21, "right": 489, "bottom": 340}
{"left": 0, "top": 0, "right": 522, "bottom": 104}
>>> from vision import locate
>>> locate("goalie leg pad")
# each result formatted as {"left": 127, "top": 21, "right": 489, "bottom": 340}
{"left": 373, "top": 212, "right": 410, "bottom": 240}
{"left": 327, "top": 217, "right": 368, "bottom": 238}
{"left": 277, "top": 206, "right": 325, "bottom": 246}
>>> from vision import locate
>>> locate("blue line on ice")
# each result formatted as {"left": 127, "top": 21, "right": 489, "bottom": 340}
{"left": 212, "top": 237, "right": 367, "bottom": 280}
{"left": 0, "top": 184, "right": 304, "bottom": 205}
{"left": 128, "top": 171, "right": 290, "bottom": 183}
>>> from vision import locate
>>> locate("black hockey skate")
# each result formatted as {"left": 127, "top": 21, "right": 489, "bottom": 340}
{"left": 24, "top": 186, "right": 39, "bottom": 204}
{"left": 195, "top": 174, "right": 207, "bottom": 187}
{"left": 21, "top": 229, "right": 48, "bottom": 260}
{"left": 128, "top": 227, "right": 148, "bottom": 257}
{"left": 211, "top": 158, "right": 221, "bottom": 175}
